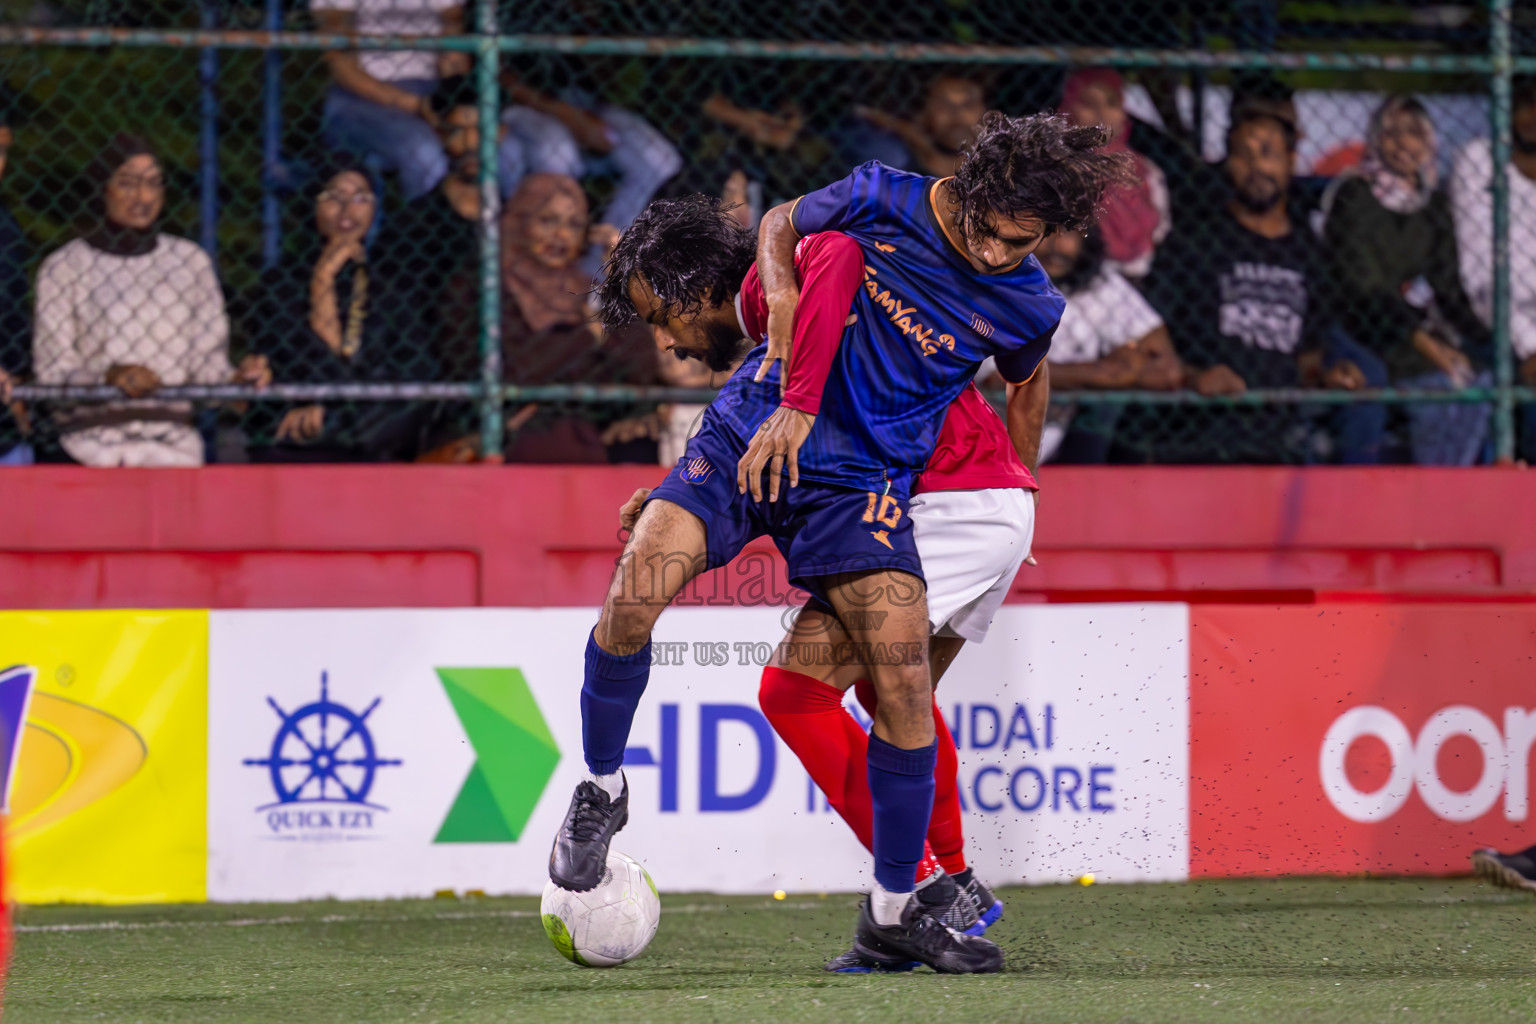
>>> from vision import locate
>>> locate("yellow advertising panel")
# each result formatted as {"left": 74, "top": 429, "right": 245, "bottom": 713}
{"left": 1, "top": 611, "right": 207, "bottom": 903}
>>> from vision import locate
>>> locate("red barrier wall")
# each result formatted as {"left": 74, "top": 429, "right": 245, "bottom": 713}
{"left": 3, "top": 466, "right": 1535, "bottom": 608}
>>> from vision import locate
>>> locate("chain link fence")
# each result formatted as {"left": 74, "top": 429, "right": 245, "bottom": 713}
{"left": 0, "top": 1, "right": 1532, "bottom": 467}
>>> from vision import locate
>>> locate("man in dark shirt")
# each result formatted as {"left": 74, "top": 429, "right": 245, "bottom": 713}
{"left": 0, "top": 103, "right": 32, "bottom": 465}
{"left": 1143, "top": 108, "right": 1382, "bottom": 463}
{"left": 371, "top": 76, "right": 482, "bottom": 361}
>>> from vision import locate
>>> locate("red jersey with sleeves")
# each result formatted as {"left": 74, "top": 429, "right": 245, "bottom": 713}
{"left": 736, "top": 232, "right": 1037, "bottom": 497}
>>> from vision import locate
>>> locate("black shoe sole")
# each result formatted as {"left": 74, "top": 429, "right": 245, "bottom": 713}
{"left": 549, "top": 807, "right": 629, "bottom": 892}
{"left": 1473, "top": 849, "right": 1536, "bottom": 894}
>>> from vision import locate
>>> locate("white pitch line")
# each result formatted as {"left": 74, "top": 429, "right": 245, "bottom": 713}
{"left": 15, "top": 900, "right": 837, "bottom": 934}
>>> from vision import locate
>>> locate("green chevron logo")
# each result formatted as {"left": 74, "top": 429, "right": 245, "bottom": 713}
{"left": 434, "top": 667, "right": 561, "bottom": 843}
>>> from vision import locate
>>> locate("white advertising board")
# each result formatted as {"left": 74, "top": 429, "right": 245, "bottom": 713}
{"left": 208, "top": 604, "right": 1187, "bottom": 900}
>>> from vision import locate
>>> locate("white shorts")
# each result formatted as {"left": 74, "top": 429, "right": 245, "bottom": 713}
{"left": 910, "top": 487, "right": 1035, "bottom": 644}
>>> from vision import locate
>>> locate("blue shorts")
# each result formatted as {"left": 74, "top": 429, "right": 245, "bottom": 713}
{"left": 647, "top": 412, "right": 924, "bottom": 603}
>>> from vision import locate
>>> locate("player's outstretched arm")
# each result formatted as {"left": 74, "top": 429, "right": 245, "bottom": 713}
{"left": 755, "top": 202, "right": 801, "bottom": 389}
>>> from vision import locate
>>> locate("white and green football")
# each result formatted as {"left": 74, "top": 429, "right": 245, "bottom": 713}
{"left": 541, "top": 851, "right": 660, "bottom": 967}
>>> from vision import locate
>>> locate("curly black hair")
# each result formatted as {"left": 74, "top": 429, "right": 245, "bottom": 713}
{"left": 596, "top": 194, "right": 757, "bottom": 332}
{"left": 951, "top": 111, "right": 1138, "bottom": 241}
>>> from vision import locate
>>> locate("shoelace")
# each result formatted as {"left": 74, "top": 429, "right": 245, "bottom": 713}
{"left": 565, "top": 789, "right": 611, "bottom": 842}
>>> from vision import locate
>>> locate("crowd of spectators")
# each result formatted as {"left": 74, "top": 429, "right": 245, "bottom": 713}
{"left": 0, "top": 2, "right": 1532, "bottom": 468}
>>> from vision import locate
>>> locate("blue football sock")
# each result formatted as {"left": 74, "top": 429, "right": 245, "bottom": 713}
{"left": 867, "top": 731, "right": 937, "bottom": 894}
{"left": 580, "top": 629, "right": 653, "bottom": 775}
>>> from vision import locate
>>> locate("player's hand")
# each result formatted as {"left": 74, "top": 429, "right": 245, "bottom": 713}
{"left": 737, "top": 406, "right": 815, "bottom": 502}
{"left": 0, "top": 366, "right": 11, "bottom": 404}
{"left": 619, "top": 487, "right": 652, "bottom": 532}
{"left": 275, "top": 403, "right": 325, "bottom": 443}
{"left": 105, "top": 363, "right": 161, "bottom": 398}
{"left": 756, "top": 288, "right": 799, "bottom": 394}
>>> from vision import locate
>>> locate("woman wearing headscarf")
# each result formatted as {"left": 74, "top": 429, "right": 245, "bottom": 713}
{"left": 32, "top": 134, "right": 268, "bottom": 466}
{"left": 438, "top": 172, "right": 655, "bottom": 463}
{"left": 1322, "top": 95, "right": 1492, "bottom": 465}
{"left": 244, "top": 156, "right": 435, "bottom": 462}
{"left": 1059, "top": 67, "right": 1171, "bottom": 279}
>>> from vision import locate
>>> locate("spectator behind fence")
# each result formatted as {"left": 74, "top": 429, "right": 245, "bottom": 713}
{"left": 438, "top": 174, "right": 655, "bottom": 462}
{"left": 501, "top": 68, "right": 683, "bottom": 233}
{"left": 0, "top": 99, "right": 32, "bottom": 465}
{"left": 1032, "top": 228, "right": 1180, "bottom": 463}
{"left": 841, "top": 74, "right": 987, "bottom": 178}
{"left": 245, "top": 159, "right": 436, "bottom": 463}
{"left": 1144, "top": 109, "right": 1378, "bottom": 464}
{"left": 33, "top": 135, "right": 268, "bottom": 467}
{"left": 372, "top": 77, "right": 483, "bottom": 358}
{"left": 1059, "top": 67, "right": 1170, "bottom": 279}
{"left": 697, "top": 61, "right": 837, "bottom": 222}
{"left": 1451, "top": 75, "right": 1536, "bottom": 462}
{"left": 1323, "top": 95, "right": 1492, "bottom": 466}
{"left": 314, "top": 0, "right": 472, "bottom": 201}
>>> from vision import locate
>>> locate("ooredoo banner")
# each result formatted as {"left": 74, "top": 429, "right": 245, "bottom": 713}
{"left": 1189, "top": 603, "right": 1536, "bottom": 877}
{"left": 207, "top": 605, "right": 1189, "bottom": 900}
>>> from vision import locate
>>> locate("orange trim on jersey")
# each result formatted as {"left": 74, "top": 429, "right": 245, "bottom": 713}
{"left": 927, "top": 177, "right": 1029, "bottom": 275}
{"left": 1001, "top": 359, "right": 1044, "bottom": 387}
{"left": 927, "top": 178, "right": 971, "bottom": 261}
{"left": 786, "top": 196, "right": 805, "bottom": 237}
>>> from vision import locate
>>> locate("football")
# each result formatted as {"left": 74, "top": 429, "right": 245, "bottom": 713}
{"left": 540, "top": 851, "right": 661, "bottom": 967}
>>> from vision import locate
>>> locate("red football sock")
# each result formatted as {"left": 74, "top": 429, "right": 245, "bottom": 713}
{"left": 854, "top": 679, "right": 968, "bottom": 876}
{"left": 759, "top": 666, "right": 873, "bottom": 850}
{"left": 928, "top": 703, "right": 968, "bottom": 875}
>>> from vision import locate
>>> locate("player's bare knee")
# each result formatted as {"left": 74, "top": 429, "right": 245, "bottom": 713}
{"left": 868, "top": 658, "right": 933, "bottom": 743}
{"left": 595, "top": 498, "right": 706, "bottom": 654}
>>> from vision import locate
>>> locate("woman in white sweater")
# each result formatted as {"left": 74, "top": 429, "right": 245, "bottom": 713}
{"left": 32, "top": 135, "right": 267, "bottom": 466}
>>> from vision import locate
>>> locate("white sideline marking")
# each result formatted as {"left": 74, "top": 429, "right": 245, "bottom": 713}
{"left": 16, "top": 901, "right": 835, "bottom": 934}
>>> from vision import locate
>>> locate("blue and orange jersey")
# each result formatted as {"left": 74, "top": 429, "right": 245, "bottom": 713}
{"left": 711, "top": 161, "right": 1063, "bottom": 496}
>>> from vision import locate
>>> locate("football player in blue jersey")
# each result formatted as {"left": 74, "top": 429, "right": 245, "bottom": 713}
{"left": 548, "top": 112, "right": 1129, "bottom": 974}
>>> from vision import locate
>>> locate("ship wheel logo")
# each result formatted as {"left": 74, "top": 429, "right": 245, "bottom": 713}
{"left": 243, "top": 672, "right": 402, "bottom": 809}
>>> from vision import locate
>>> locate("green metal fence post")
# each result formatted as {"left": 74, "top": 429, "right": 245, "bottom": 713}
{"left": 476, "top": 0, "right": 504, "bottom": 461}
{"left": 1491, "top": 0, "right": 1515, "bottom": 461}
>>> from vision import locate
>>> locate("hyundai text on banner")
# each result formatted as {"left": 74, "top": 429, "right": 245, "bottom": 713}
{"left": 207, "top": 606, "right": 1188, "bottom": 900}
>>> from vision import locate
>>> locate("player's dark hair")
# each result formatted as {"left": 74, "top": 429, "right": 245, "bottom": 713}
{"left": 951, "top": 111, "right": 1137, "bottom": 238}
{"left": 596, "top": 194, "right": 757, "bottom": 331}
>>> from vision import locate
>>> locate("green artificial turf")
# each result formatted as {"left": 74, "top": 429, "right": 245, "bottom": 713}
{"left": 9, "top": 878, "right": 1536, "bottom": 1023}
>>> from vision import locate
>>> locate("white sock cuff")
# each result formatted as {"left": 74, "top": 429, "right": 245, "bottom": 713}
{"left": 586, "top": 770, "right": 625, "bottom": 802}
{"left": 870, "top": 881, "right": 913, "bottom": 927}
